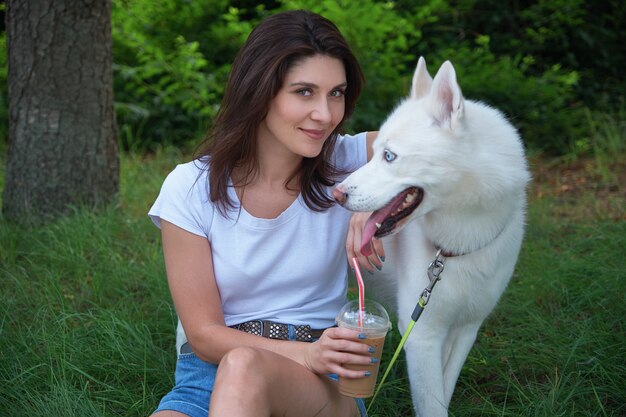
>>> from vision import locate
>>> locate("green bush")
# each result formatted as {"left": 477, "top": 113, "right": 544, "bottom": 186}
{"left": 409, "top": 0, "right": 626, "bottom": 109}
{"left": 114, "top": 34, "right": 220, "bottom": 151}
{"left": 1, "top": 1, "right": 623, "bottom": 155}
{"left": 430, "top": 36, "right": 583, "bottom": 154}
{"left": 111, "top": 0, "right": 258, "bottom": 150}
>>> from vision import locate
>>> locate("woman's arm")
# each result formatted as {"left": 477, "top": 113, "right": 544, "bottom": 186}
{"left": 160, "top": 220, "right": 374, "bottom": 377}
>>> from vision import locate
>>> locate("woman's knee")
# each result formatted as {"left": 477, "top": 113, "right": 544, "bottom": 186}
{"left": 216, "top": 346, "right": 269, "bottom": 388}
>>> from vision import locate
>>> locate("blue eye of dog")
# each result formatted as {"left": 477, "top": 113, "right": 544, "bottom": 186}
{"left": 384, "top": 149, "right": 397, "bottom": 162}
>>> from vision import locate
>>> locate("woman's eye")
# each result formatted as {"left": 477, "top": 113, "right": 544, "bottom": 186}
{"left": 330, "top": 89, "right": 345, "bottom": 98}
{"left": 296, "top": 89, "right": 312, "bottom": 96}
{"left": 384, "top": 149, "right": 397, "bottom": 162}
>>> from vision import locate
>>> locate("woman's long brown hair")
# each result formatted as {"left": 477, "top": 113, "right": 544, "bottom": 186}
{"left": 195, "top": 10, "right": 364, "bottom": 217}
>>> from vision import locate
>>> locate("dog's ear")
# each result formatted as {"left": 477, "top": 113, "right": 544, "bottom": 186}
{"left": 411, "top": 57, "right": 432, "bottom": 100}
{"left": 426, "top": 61, "right": 464, "bottom": 130}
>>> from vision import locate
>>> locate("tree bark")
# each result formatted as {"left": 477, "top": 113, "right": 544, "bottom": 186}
{"left": 3, "top": 0, "right": 119, "bottom": 223}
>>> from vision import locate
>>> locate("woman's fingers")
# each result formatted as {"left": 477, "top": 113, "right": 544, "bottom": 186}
{"left": 319, "top": 328, "right": 377, "bottom": 360}
{"left": 369, "top": 237, "right": 386, "bottom": 267}
{"left": 347, "top": 212, "right": 386, "bottom": 273}
{"left": 318, "top": 328, "right": 380, "bottom": 378}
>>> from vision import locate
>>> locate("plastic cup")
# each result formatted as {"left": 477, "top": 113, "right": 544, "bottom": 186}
{"left": 336, "top": 299, "right": 391, "bottom": 398}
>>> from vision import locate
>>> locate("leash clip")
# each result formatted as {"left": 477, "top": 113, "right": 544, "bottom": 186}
{"left": 427, "top": 249, "right": 445, "bottom": 285}
{"left": 417, "top": 250, "right": 446, "bottom": 309}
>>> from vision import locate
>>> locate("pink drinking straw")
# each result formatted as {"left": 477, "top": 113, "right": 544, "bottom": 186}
{"left": 351, "top": 257, "right": 365, "bottom": 327}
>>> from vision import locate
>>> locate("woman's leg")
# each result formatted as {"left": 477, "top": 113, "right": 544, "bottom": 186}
{"left": 209, "top": 346, "right": 360, "bottom": 417}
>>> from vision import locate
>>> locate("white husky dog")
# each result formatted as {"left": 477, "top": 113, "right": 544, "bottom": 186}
{"left": 333, "top": 58, "right": 530, "bottom": 416}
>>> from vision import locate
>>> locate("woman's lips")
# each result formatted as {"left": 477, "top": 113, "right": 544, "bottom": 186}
{"left": 300, "top": 128, "right": 326, "bottom": 140}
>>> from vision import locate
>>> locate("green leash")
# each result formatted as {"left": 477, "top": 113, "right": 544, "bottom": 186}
{"left": 367, "top": 251, "right": 446, "bottom": 414}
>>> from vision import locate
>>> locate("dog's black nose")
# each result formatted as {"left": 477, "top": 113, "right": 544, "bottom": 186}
{"left": 332, "top": 186, "right": 347, "bottom": 204}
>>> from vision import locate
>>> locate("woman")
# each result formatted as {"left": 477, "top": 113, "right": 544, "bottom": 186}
{"left": 149, "top": 9, "right": 383, "bottom": 417}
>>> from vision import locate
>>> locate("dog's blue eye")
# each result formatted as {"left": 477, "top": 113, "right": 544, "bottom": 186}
{"left": 384, "top": 149, "right": 397, "bottom": 162}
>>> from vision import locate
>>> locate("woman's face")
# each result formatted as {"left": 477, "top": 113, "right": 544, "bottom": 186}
{"left": 258, "top": 54, "right": 347, "bottom": 159}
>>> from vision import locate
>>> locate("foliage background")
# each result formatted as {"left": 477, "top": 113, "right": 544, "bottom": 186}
{"left": 1, "top": 0, "right": 625, "bottom": 155}
{"left": 1, "top": 1, "right": 625, "bottom": 416}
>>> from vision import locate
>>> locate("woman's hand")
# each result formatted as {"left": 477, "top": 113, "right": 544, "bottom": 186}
{"left": 347, "top": 211, "right": 385, "bottom": 273}
{"left": 302, "top": 327, "right": 376, "bottom": 378}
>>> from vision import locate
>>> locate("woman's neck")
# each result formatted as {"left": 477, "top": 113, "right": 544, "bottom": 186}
{"left": 232, "top": 148, "right": 302, "bottom": 219}
{"left": 240, "top": 133, "right": 303, "bottom": 189}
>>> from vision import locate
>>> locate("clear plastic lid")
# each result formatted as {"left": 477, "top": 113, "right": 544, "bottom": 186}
{"left": 335, "top": 299, "right": 391, "bottom": 335}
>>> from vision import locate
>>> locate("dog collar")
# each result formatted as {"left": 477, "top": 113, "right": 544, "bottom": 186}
{"left": 434, "top": 217, "right": 511, "bottom": 258}
{"left": 435, "top": 246, "right": 460, "bottom": 258}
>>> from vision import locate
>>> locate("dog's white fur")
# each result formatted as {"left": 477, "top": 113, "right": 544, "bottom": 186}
{"left": 334, "top": 58, "right": 530, "bottom": 416}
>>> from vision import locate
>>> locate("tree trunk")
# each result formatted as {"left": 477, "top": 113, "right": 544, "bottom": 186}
{"left": 3, "top": 0, "right": 119, "bottom": 223}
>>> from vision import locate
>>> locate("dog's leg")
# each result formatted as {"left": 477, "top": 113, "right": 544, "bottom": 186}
{"left": 441, "top": 323, "right": 480, "bottom": 405}
{"left": 403, "top": 333, "right": 449, "bottom": 417}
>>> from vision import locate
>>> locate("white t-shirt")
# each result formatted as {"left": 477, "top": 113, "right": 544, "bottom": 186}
{"left": 149, "top": 132, "right": 367, "bottom": 351}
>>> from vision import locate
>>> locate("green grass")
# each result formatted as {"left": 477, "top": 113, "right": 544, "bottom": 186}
{"left": 0, "top": 148, "right": 181, "bottom": 416}
{"left": 1, "top": 146, "right": 625, "bottom": 416}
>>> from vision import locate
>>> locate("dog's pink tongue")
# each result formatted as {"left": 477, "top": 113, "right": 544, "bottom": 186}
{"left": 360, "top": 210, "right": 390, "bottom": 256}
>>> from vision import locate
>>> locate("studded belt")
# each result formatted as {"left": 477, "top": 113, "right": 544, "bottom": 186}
{"left": 229, "top": 320, "right": 326, "bottom": 343}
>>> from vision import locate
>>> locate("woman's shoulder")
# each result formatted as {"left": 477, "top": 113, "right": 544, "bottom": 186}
{"left": 169, "top": 158, "right": 209, "bottom": 178}
{"left": 333, "top": 131, "right": 368, "bottom": 169}
{"left": 337, "top": 131, "right": 366, "bottom": 142}
{"left": 159, "top": 158, "right": 209, "bottom": 190}
{"left": 149, "top": 157, "right": 214, "bottom": 235}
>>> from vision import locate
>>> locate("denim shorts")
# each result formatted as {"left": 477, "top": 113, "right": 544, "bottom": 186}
{"left": 154, "top": 342, "right": 368, "bottom": 417}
